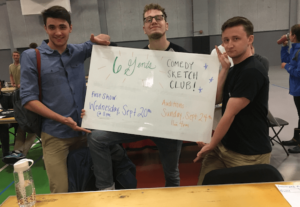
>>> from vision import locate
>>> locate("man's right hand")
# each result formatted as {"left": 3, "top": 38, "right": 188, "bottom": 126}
{"left": 12, "top": 83, "right": 16, "bottom": 87}
{"left": 90, "top": 34, "right": 110, "bottom": 46}
{"left": 215, "top": 45, "right": 231, "bottom": 70}
{"left": 63, "top": 117, "right": 91, "bottom": 133}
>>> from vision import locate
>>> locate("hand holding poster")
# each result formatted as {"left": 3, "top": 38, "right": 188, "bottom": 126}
{"left": 82, "top": 46, "right": 219, "bottom": 142}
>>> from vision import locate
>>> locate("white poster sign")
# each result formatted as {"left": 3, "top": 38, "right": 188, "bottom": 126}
{"left": 20, "top": 0, "right": 71, "bottom": 15}
{"left": 82, "top": 46, "right": 219, "bottom": 142}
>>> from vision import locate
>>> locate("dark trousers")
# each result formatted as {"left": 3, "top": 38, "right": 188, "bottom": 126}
{"left": 294, "top": 96, "right": 300, "bottom": 129}
{"left": 0, "top": 123, "right": 18, "bottom": 156}
{"left": 0, "top": 124, "right": 10, "bottom": 156}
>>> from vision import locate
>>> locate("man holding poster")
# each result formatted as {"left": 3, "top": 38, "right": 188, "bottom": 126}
{"left": 194, "top": 17, "right": 272, "bottom": 185}
{"left": 20, "top": 6, "right": 110, "bottom": 193}
{"left": 87, "top": 4, "right": 188, "bottom": 190}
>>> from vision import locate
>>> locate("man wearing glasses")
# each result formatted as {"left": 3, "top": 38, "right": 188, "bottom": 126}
{"left": 88, "top": 4, "right": 186, "bottom": 190}
{"left": 142, "top": 4, "right": 187, "bottom": 52}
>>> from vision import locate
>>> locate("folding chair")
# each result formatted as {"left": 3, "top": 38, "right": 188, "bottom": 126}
{"left": 267, "top": 110, "right": 289, "bottom": 156}
{"left": 202, "top": 164, "right": 284, "bottom": 185}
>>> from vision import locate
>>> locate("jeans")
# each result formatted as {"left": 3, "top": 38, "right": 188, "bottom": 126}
{"left": 88, "top": 130, "right": 182, "bottom": 189}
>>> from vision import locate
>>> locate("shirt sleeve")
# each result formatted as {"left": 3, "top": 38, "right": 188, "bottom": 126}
{"left": 281, "top": 46, "right": 290, "bottom": 63}
{"left": 284, "top": 59, "right": 300, "bottom": 78}
{"left": 73, "top": 41, "right": 94, "bottom": 61}
{"left": 20, "top": 51, "right": 40, "bottom": 106}
{"left": 9, "top": 66, "right": 12, "bottom": 75}
{"left": 231, "top": 68, "right": 265, "bottom": 102}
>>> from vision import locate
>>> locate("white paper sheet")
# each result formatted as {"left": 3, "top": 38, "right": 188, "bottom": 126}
{"left": 276, "top": 185, "right": 300, "bottom": 207}
{"left": 82, "top": 45, "right": 219, "bottom": 142}
{"left": 20, "top": 0, "right": 71, "bottom": 15}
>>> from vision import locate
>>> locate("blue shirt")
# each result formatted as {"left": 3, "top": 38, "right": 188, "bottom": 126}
{"left": 20, "top": 40, "right": 93, "bottom": 138}
{"left": 281, "top": 43, "right": 300, "bottom": 96}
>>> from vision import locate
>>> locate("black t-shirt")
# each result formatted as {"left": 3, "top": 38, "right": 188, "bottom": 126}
{"left": 143, "top": 42, "right": 188, "bottom": 52}
{"left": 221, "top": 56, "right": 272, "bottom": 155}
{"left": 254, "top": 54, "right": 269, "bottom": 73}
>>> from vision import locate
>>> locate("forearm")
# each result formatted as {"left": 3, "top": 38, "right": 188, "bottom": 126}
{"left": 24, "top": 100, "right": 67, "bottom": 124}
{"left": 215, "top": 68, "right": 229, "bottom": 104}
{"left": 210, "top": 112, "right": 235, "bottom": 147}
{"left": 9, "top": 75, "right": 14, "bottom": 85}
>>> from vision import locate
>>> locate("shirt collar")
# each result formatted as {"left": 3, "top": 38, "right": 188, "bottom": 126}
{"left": 38, "top": 40, "right": 71, "bottom": 55}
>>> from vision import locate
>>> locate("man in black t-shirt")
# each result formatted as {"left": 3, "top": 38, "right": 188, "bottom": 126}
{"left": 194, "top": 17, "right": 272, "bottom": 185}
{"left": 88, "top": 3, "right": 186, "bottom": 190}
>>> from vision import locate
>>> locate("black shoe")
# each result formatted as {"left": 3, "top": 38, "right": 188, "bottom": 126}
{"left": 2, "top": 151, "right": 10, "bottom": 157}
{"left": 2, "top": 150, "right": 25, "bottom": 165}
{"left": 282, "top": 139, "right": 298, "bottom": 146}
{"left": 288, "top": 146, "right": 300, "bottom": 153}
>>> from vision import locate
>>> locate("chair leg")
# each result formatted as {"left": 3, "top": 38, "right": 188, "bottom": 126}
{"left": 270, "top": 126, "right": 289, "bottom": 156}
{"left": 269, "top": 136, "right": 274, "bottom": 146}
{"left": 36, "top": 136, "right": 42, "bottom": 145}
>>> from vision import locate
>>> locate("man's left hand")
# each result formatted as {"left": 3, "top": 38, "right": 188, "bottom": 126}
{"left": 281, "top": 62, "right": 286, "bottom": 69}
{"left": 193, "top": 143, "right": 214, "bottom": 163}
{"left": 90, "top": 34, "right": 110, "bottom": 45}
{"left": 196, "top": 141, "right": 207, "bottom": 148}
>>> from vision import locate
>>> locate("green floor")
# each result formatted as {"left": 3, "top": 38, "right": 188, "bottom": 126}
{"left": 0, "top": 129, "right": 50, "bottom": 204}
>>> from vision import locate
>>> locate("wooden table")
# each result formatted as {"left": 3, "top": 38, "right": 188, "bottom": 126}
{"left": 0, "top": 109, "right": 17, "bottom": 124}
{"left": 1, "top": 87, "right": 16, "bottom": 93}
{"left": 2, "top": 181, "right": 298, "bottom": 207}
{"left": 0, "top": 116, "right": 17, "bottom": 124}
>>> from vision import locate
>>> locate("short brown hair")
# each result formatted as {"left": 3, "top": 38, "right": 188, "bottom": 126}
{"left": 143, "top": 4, "right": 167, "bottom": 22}
{"left": 42, "top": 6, "right": 71, "bottom": 26}
{"left": 221, "top": 16, "right": 253, "bottom": 36}
{"left": 291, "top": 24, "right": 300, "bottom": 42}
{"left": 12, "top": 51, "right": 20, "bottom": 55}
{"left": 29, "top": 43, "right": 38, "bottom": 49}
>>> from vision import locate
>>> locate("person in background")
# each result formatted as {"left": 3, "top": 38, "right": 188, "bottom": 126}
{"left": 29, "top": 42, "right": 38, "bottom": 49}
{"left": 195, "top": 16, "right": 271, "bottom": 185}
{"left": 251, "top": 44, "right": 269, "bottom": 73}
{"left": 9, "top": 51, "right": 21, "bottom": 88}
{"left": 280, "top": 24, "right": 300, "bottom": 153}
{"left": 3, "top": 51, "right": 37, "bottom": 164}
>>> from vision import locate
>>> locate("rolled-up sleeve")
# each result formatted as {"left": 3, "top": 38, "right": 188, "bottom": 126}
{"left": 20, "top": 50, "right": 40, "bottom": 106}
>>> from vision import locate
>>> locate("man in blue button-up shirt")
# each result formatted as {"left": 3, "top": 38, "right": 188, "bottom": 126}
{"left": 20, "top": 6, "right": 110, "bottom": 193}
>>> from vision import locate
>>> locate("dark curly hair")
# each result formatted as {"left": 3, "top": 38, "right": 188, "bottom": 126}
{"left": 42, "top": 6, "right": 71, "bottom": 26}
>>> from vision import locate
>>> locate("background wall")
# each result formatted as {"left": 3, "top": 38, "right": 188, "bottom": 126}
{"left": 0, "top": 0, "right": 298, "bottom": 81}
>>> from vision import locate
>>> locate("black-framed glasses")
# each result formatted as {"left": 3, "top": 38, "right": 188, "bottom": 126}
{"left": 143, "top": 15, "right": 164, "bottom": 23}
